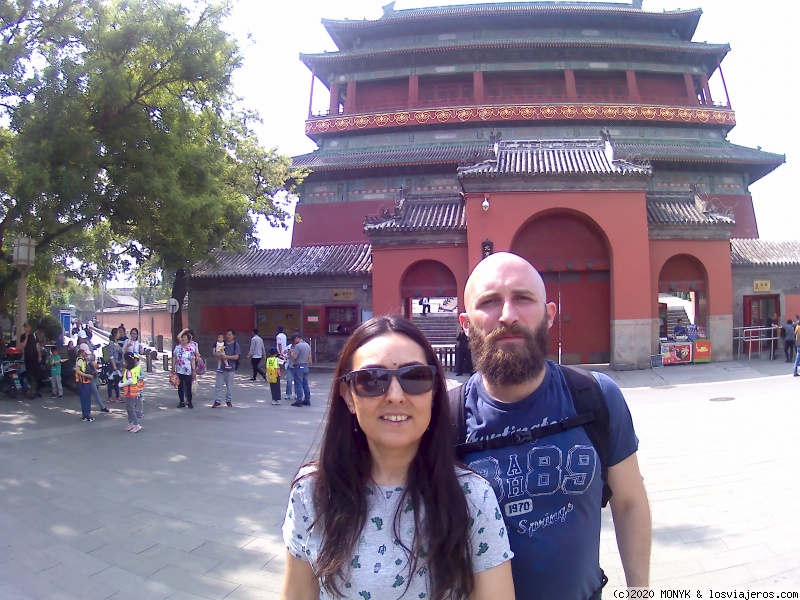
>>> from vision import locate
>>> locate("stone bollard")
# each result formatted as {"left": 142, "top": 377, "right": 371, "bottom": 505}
{"left": 163, "top": 354, "right": 169, "bottom": 371}
{"left": 146, "top": 350, "right": 156, "bottom": 373}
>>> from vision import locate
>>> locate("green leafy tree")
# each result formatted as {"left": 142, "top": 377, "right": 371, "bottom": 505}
{"left": 0, "top": 0, "right": 305, "bottom": 335}
{"left": 129, "top": 260, "right": 171, "bottom": 305}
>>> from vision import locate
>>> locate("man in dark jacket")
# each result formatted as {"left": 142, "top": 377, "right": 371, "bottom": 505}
{"left": 20, "top": 322, "right": 42, "bottom": 398}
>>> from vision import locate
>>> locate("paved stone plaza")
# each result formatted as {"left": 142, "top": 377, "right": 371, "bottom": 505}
{"left": 0, "top": 358, "right": 798, "bottom": 599}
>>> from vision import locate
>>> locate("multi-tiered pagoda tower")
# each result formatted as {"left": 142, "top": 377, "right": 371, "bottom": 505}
{"left": 288, "top": 0, "right": 783, "bottom": 368}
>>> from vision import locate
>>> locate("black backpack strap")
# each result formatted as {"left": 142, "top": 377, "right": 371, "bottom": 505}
{"left": 560, "top": 365, "right": 612, "bottom": 507}
{"left": 448, "top": 377, "right": 597, "bottom": 457}
{"left": 456, "top": 412, "right": 594, "bottom": 456}
{"left": 448, "top": 383, "right": 466, "bottom": 449}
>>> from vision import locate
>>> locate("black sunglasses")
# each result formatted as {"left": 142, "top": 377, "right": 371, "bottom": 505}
{"left": 342, "top": 365, "right": 438, "bottom": 398}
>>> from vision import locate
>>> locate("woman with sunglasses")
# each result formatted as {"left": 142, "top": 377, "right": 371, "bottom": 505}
{"left": 281, "top": 316, "right": 514, "bottom": 600}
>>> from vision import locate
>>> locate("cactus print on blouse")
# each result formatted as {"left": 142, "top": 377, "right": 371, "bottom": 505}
{"left": 283, "top": 466, "right": 512, "bottom": 599}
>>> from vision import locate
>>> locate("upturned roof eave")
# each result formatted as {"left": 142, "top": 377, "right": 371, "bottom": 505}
{"left": 731, "top": 261, "right": 800, "bottom": 268}
{"left": 292, "top": 145, "right": 495, "bottom": 171}
{"left": 190, "top": 272, "right": 373, "bottom": 279}
{"left": 614, "top": 142, "right": 786, "bottom": 182}
{"left": 300, "top": 39, "right": 730, "bottom": 67}
{"left": 647, "top": 156, "right": 785, "bottom": 166}
{"left": 300, "top": 162, "right": 460, "bottom": 173}
{"left": 648, "top": 219, "right": 734, "bottom": 228}
{"left": 294, "top": 158, "right": 483, "bottom": 172}
{"left": 645, "top": 153, "right": 785, "bottom": 163}
{"left": 320, "top": 6, "right": 704, "bottom": 48}
{"left": 644, "top": 156, "right": 784, "bottom": 184}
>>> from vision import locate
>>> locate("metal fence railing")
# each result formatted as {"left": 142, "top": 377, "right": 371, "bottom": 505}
{"left": 305, "top": 337, "right": 459, "bottom": 372}
{"left": 732, "top": 326, "right": 781, "bottom": 361}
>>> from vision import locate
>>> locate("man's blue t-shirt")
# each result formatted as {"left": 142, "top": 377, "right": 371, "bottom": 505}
{"left": 215, "top": 341, "right": 240, "bottom": 372}
{"left": 462, "top": 361, "right": 638, "bottom": 600}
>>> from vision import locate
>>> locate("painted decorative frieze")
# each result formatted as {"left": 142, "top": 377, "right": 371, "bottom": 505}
{"left": 306, "top": 103, "right": 735, "bottom": 135}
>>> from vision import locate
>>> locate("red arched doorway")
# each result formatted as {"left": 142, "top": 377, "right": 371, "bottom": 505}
{"left": 511, "top": 213, "right": 611, "bottom": 364}
{"left": 658, "top": 254, "right": 710, "bottom": 333}
{"left": 400, "top": 260, "right": 458, "bottom": 320}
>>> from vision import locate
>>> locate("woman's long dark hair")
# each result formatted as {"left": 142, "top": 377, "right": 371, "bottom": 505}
{"left": 297, "top": 315, "right": 474, "bottom": 600}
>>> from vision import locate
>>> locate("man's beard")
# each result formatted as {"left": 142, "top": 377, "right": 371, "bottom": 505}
{"left": 468, "top": 316, "right": 550, "bottom": 386}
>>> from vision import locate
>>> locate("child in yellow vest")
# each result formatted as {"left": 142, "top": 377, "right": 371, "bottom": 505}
{"left": 121, "top": 352, "right": 143, "bottom": 433}
{"left": 266, "top": 347, "right": 281, "bottom": 406}
{"left": 134, "top": 353, "right": 145, "bottom": 418}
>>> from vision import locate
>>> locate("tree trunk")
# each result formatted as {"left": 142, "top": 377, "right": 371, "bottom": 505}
{"left": 0, "top": 269, "right": 21, "bottom": 306}
{"left": 170, "top": 268, "right": 187, "bottom": 346}
{"left": 0, "top": 269, "right": 21, "bottom": 325}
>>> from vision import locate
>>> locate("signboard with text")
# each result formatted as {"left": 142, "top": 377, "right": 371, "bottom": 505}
{"left": 332, "top": 289, "right": 355, "bottom": 301}
{"left": 753, "top": 280, "right": 771, "bottom": 293}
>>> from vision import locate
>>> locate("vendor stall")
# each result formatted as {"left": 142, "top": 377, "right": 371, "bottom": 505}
{"left": 659, "top": 324, "right": 713, "bottom": 365}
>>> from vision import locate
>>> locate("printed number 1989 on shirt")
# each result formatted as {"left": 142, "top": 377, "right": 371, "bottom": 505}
{"left": 469, "top": 444, "right": 598, "bottom": 512}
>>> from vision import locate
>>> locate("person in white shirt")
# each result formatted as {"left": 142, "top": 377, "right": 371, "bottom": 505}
{"left": 247, "top": 328, "right": 267, "bottom": 381}
{"left": 421, "top": 296, "right": 431, "bottom": 314}
{"left": 276, "top": 325, "right": 291, "bottom": 397}
{"left": 276, "top": 325, "right": 287, "bottom": 357}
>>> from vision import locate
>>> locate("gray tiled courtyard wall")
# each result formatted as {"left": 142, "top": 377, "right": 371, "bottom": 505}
{"left": 732, "top": 266, "right": 800, "bottom": 329}
{"left": 188, "top": 275, "right": 373, "bottom": 367}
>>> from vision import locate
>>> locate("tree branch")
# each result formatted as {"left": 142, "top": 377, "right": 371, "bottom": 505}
{"left": 35, "top": 216, "right": 93, "bottom": 253}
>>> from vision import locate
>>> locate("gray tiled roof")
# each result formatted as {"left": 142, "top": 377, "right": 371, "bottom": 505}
{"left": 324, "top": 4, "right": 701, "bottom": 24}
{"left": 458, "top": 139, "right": 651, "bottom": 178}
{"left": 364, "top": 196, "right": 466, "bottom": 232}
{"left": 301, "top": 38, "right": 728, "bottom": 67}
{"left": 614, "top": 141, "right": 785, "bottom": 165}
{"left": 293, "top": 141, "right": 783, "bottom": 173}
{"left": 293, "top": 145, "right": 493, "bottom": 171}
{"left": 730, "top": 239, "right": 800, "bottom": 267}
{"left": 191, "top": 244, "right": 372, "bottom": 279}
{"left": 322, "top": 5, "right": 702, "bottom": 46}
{"left": 647, "top": 194, "right": 734, "bottom": 227}
{"left": 107, "top": 294, "right": 139, "bottom": 307}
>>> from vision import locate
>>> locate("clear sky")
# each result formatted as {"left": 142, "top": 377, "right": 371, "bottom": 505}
{"left": 224, "top": 0, "right": 797, "bottom": 247}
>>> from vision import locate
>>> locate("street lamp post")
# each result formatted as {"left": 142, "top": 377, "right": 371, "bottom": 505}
{"left": 12, "top": 237, "right": 36, "bottom": 340}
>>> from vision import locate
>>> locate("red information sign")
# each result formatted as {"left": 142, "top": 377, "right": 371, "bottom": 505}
{"left": 661, "top": 342, "right": 692, "bottom": 365}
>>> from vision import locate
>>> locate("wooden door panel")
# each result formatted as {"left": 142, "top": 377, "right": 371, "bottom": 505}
{"left": 541, "top": 271, "right": 610, "bottom": 364}
{"left": 560, "top": 272, "right": 610, "bottom": 364}
{"left": 541, "top": 272, "right": 560, "bottom": 362}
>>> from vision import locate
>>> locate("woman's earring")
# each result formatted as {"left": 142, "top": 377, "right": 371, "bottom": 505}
{"left": 352, "top": 414, "right": 360, "bottom": 434}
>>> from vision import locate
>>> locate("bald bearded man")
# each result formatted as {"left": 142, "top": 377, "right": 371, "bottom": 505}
{"left": 457, "top": 252, "right": 651, "bottom": 600}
